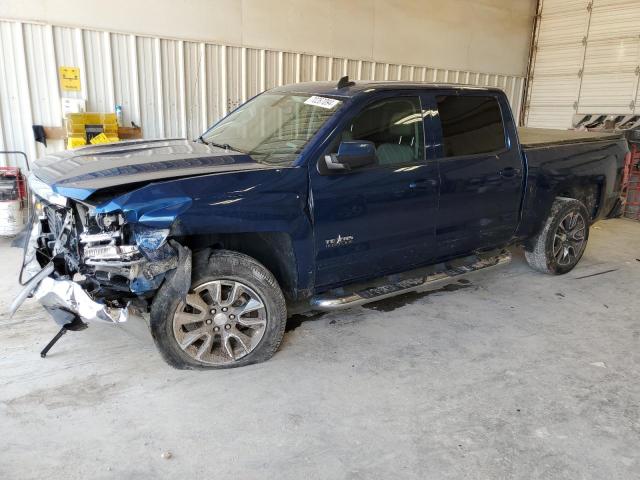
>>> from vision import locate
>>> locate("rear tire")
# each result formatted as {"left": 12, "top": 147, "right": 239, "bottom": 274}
{"left": 524, "top": 198, "right": 590, "bottom": 275}
{"left": 151, "top": 249, "right": 287, "bottom": 369}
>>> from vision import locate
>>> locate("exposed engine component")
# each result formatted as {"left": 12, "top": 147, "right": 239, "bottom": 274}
{"left": 96, "top": 213, "right": 121, "bottom": 228}
{"left": 30, "top": 197, "right": 180, "bottom": 300}
{"left": 84, "top": 244, "right": 139, "bottom": 261}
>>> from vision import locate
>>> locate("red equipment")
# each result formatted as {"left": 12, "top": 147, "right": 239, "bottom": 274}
{"left": 622, "top": 143, "right": 640, "bottom": 221}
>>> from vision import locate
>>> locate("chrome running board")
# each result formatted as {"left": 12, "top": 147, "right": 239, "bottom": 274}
{"left": 310, "top": 250, "right": 511, "bottom": 312}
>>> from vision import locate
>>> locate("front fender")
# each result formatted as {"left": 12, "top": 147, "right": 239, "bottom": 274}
{"left": 95, "top": 195, "right": 192, "bottom": 228}
{"left": 90, "top": 167, "right": 315, "bottom": 296}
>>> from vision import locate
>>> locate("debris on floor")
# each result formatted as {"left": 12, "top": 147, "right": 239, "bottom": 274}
{"left": 589, "top": 362, "right": 607, "bottom": 369}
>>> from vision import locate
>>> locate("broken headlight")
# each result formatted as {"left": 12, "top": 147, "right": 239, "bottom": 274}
{"left": 133, "top": 225, "right": 171, "bottom": 254}
{"left": 28, "top": 173, "right": 68, "bottom": 207}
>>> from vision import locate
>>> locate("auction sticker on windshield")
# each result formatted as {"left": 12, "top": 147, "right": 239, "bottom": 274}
{"left": 304, "top": 96, "right": 340, "bottom": 109}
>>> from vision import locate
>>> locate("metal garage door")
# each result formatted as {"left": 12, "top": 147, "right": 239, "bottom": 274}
{"left": 525, "top": 0, "right": 640, "bottom": 129}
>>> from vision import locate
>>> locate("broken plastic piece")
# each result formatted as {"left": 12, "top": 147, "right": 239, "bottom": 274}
{"left": 34, "top": 277, "right": 129, "bottom": 324}
{"left": 9, "top": 263, "right": 55, "bottom": 318}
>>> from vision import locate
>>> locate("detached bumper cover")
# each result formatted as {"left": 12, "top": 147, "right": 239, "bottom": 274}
{"left": 9, "top": 214, "right": 128, "bottom": 325}
{"left": 34, "top": 277, "right": 128, "bottom": 325}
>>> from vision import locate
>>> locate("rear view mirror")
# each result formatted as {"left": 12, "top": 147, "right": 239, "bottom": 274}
{"left": 323, "top": 141, "right": 376, "bottom": 172}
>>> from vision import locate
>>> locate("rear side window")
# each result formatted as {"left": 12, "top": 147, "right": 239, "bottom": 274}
{"left": 435, "top": 95, "right": 505, "bottom": 157}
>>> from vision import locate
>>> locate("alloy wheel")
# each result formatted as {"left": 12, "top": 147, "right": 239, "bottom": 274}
{"left": 172, "top": 280, "right": 267, "bottom": 365}
{"left": 553, "top": 211, "right": 586, "bottom": 266}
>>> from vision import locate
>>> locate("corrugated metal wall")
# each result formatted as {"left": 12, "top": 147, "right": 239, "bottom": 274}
{"left": 525, "top": 0, "right": 640, "bottom": 129}
{"left": 0, "top": 18, "right": 526, "bottom": 166}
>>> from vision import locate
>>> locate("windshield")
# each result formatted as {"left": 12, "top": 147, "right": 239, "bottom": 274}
{"left": 201, "top": 93, "right": 343, "bottom": 165}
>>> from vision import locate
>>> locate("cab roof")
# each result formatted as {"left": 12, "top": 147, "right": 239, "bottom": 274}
{"left": 271, "top": 80, "right": 504, "bottom": 98}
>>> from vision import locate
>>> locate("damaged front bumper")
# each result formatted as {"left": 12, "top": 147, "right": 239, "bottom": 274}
{"left": 10, "top": 196, "right": 191, "bottom": 328}
{"left": 10, "top": 215, "right": 131, "bottom": 325}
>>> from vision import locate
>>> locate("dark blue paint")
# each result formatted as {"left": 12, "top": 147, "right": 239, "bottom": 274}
{"left": 308, "top": 90, "right": 439, "bottom": 289}
{"left": 516, "top": 139, "right": 627, "bottom": 243}
{"left": 35, "top": 138, "right": 266, "bottom": 200}
{"left": 32, "top": 82, "right": 628, "bottom": 300}
{"left": 424, "top": 90, "right": 526, "bottom": 258}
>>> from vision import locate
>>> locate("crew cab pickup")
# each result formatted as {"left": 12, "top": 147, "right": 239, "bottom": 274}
{"left": 12, "top": 78, "right": 628, "bottom": 369}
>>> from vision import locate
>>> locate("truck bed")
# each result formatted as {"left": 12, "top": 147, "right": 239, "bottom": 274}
{"left": 518, "top": 127, "right": 624, "bottom": 148}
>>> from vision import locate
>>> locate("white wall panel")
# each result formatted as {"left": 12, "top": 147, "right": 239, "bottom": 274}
{"left": 23, "top": 23, "right": 60, "bottom": 126}
{"left": 225, "top": 46, "right": 243, "bottom": 114}
{"left": 282, "top": 52, "right": 296, "bottom": 86}
{"left": 83, "top": 30, "right": 114, "bottom": 113}
{"left": 136, "top": 36, "right": 162, "bottom": 138}
{"left": 526, "top": 0, "right": 640, "bottom": 128}
{"left": 299, "top": 54, "right": 313, "bottom": 83}
{"left": 0, "top": 21, "right": 36, "bottom": 164}
{"left": 316, "top": 57, "right": 330, "bottom": 82}
{"left": 331, "top": 58, "right": 344, "bottom": 81}
{"left": 23, "top": 23, "right": 61, "bottom": 156}
{"left": 204, "top": 44, "right": 224, "bottom": 126}
{"left": 0, "top": 18, "right": 525, "bottom": 165}
{"left": 184, "top": 41, "right": 204, "bottom": 139}
{"left": 160, "top": 39, "right": 185, "bottom": 138}
{"left": 264, "top": 50, "right": 279, "bottom": 89}
{"left": 360, "top": 61, "right": 373, "bottom": 80}
{"left": 110, "top": 33, "right": 140, "bottom": 128}
{"left": 0, "top": 109, "right": 5, "bottom": 153}
{"left": 346, "top": 60, "right": 359, "bottom": 80}
{"left": 245, "top": 48, "right": 261, "bottom": 99}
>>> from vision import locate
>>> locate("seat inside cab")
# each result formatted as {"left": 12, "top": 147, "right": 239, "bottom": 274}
{"left": 341, "top": 98, "right": 423, "bottom": 165}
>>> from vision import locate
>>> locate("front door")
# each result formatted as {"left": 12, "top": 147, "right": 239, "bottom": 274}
{"left": 429, "top": 92, "right": 524, "bottom": 258}
{"left": 310, "top": 94, "right": 439, "bottom": 290}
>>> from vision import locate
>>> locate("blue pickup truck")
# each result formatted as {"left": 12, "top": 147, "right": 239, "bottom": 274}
{"left": 13, "top": 77, "right": 628, "bottom": 369}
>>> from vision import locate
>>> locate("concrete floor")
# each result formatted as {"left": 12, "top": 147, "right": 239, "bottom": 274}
{"left": 1, "top": 218, "right": 639, "bottom": 480}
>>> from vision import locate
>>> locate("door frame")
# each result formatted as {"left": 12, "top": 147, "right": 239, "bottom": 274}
{"left": 308, "top": 89, "right": 441, "bottom": 290}
{"left": 423, "top": 88, "right": 525, "bottom": 258}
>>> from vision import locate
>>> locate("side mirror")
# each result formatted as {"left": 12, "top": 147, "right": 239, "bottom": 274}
{"left": 323, "top": 141, "right": 376, "bottom": 172}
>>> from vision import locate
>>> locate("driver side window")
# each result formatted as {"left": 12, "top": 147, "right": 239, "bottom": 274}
{"left": 333, "top": 96, "right": 425, "bottom": 166}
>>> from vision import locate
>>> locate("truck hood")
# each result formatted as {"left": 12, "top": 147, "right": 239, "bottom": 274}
{"left": 32, "top": 138, "right": 274, "bottom": 201}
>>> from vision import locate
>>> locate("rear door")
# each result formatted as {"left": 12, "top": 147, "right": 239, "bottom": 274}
{"left": 428, "top": 91, "right": 524, "bottom": 258}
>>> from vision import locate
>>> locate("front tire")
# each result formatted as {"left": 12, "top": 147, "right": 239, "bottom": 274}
{"left": 151, "top": 249, "right": 287, "bottom": 369}
{"left": 525, "top": 197, "right": 590, "bottom": 275}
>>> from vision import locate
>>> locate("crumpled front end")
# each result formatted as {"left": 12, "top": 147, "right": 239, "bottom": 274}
{"left": 12, "top": 177, "right": 190, "bottom": 327}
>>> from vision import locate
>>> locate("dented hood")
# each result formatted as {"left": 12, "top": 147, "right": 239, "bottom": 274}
{"left": 32, "top": 138, "right": 274, "bottom": 201}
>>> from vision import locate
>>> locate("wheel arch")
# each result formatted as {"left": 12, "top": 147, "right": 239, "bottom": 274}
{"left": 523, "top": 183, "right": 598, "bottom": 251}
{"left": 176, "top": 232, "right": 300, "bottom": 301}
{"left": 555, "top": 179, "right": 603, "bottom": 222}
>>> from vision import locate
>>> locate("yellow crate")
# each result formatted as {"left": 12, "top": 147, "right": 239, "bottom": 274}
{"left": 67, "top": 137, "right": 87, "bottom": 149}
{"left": 65, "top": 112, "right": 119, "bottom": 148}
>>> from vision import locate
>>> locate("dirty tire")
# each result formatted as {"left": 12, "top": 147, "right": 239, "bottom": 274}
{"left": 524, "top": 197, "right": 590, "bottom": 275}
{"left": 151, "top": 249, "right": 287, "bottom": 369}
